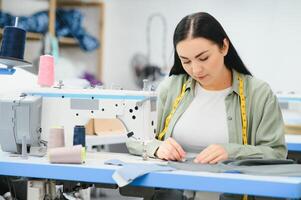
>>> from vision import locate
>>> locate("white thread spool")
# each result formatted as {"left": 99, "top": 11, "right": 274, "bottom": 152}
{"left": 48, "top": 127, "right": 65, "bottom": 148}
{"left": 48, "top": 145, "right": 84, "bottom": 164}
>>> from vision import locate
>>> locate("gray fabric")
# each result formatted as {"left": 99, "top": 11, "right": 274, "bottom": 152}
{"left": 169, "top": 159, "right": 301, "bottom": 177}
{"left": 170, "top": 158, "right": 227, "bottom": 173}
{"left": 232, "top": 164, "right": 301, "bottom": 176}
{"left": 221, "top": 159, "right": 294, "bottom": 166}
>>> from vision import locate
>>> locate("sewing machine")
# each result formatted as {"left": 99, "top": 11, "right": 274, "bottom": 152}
{"left": 24, "top": 87, "right": 157, "bottom": 147}
{"left": 0, "top": 87, "right": 157, "bottom": 153}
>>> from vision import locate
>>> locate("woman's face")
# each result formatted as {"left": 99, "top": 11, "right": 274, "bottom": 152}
{"left": 176, "top": 37, "right": 230, "bottom": 90}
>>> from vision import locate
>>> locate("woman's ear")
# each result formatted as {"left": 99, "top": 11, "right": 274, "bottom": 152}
{"left": 221, "top": 38, "right": 229, "bottom": 56}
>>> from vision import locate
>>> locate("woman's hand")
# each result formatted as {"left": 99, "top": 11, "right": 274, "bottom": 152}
{"left": 155, "top": 138, "right": 186, "bottom": 161}
{"left": 194, "top": 144, "right": 228, "bottom": 164}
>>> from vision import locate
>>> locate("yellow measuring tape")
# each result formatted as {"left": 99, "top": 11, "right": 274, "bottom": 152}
{"left": 238, "top": 75, "right": 248, "bottom": 146}
{"left": 157, "top": 75, "right": 248, "bottom": 199}
{"left": 238, "top": 75, "right": 248, "bottom": 200}
{"left": 156, "top": 81, "right": 188, "bottom": 140}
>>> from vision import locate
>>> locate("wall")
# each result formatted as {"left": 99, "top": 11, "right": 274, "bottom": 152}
{"left": 2, "top": 0, "right": 301, "bottom": 93}
{"left": 103, "top": 0, "right": 301, "bottom": 92}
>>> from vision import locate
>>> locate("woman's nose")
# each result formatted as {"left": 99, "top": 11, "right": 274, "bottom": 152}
{"left": 192, "top": 62, "right": 203, "bottom": 74}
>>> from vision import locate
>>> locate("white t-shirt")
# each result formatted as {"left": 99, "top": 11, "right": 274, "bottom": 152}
{"left": 173, "top": 83, "right": 232, "bottom": 153}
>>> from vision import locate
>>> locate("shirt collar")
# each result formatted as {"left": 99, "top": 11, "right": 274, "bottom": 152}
{"left": 184, "top": 69, "right": 242, "bottom": 95}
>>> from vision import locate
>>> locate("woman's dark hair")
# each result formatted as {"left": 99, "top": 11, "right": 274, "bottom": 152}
{"left": 169, "top": 12, "right": 252, "bottom": 76}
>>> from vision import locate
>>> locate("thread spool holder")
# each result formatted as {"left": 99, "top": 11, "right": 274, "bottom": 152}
{"left": 0, "top": 56, "right": 32, "bottom": 75}
{"left": 0, "top": 56, "right": 31, "bottom": 68}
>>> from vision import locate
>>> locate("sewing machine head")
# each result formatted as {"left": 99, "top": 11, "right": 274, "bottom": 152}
{"left": 0, "top": 94, "right": 42, "bottom": 153}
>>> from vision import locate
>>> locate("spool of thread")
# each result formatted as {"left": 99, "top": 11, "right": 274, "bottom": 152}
{"left": 0, "top": 26, "right": 26, "bottom": 60}
{"left": 48, "top": 145, "right": 85, "bottom": 164}
{"left": 73, "top": 125, "right": 86, "bottom": 147}
{"left": 48, "top": 127, "right": 65, "bottom": 148}
{"left": 37, "top": 55, "right": 54, "bottom": 87}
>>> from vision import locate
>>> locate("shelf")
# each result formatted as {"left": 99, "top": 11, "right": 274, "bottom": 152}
{"left": 57, "top": 0, "right": 103, "bottom": 7}
{"left": 0, "top": 28, "right": 79, "bottom": 45}
{"left": 58, "top": 37, "right": 78, "bottom": 45}
{"left": 55, "top": 0, "right": 105, "bottom": 79}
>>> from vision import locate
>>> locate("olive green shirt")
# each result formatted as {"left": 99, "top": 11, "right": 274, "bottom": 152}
{"left": 126, "top": 70, "right": 287, "bottom": 159}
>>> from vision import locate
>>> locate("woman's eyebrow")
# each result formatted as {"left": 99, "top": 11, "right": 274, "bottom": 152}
{"left": 194, "top": 50, "right": 209, "bottom": 58}
{"left": 179, "top": 50, "right": 209, "bottom": 60}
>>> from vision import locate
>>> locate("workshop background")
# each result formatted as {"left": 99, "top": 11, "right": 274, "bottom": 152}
{"left": 1, "top": 0, "right": 301, "bottom": 93}
{"left": 1, "top": 1, "right": 301, "bottom": 200}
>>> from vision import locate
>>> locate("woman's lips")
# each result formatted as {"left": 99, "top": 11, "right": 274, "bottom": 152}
{"left": 197, "top": 74, "right": 208, "bottom": 79}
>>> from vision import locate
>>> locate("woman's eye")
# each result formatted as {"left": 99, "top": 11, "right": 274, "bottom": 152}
{"left": 199, "top": 57, "right": 209, "bottom": 61}
{"left": 183, "top": 60, "right": 191, "bottom": 64}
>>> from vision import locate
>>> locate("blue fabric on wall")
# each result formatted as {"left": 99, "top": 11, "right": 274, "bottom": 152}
{"left": 0, "top": 9, "right": 99, "bottom": 52}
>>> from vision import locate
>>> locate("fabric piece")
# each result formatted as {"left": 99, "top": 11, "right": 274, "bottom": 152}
{"left": 221, "top": 158, "right": 295, "bottom": 166}
{"left": 105, "top": 159, "right": 175, "bottom": 187}
{"left": 169, "top": 159, "right": 301, "bottom": 177}
{"left": 173, "top": 82, "right": 230, "bottom": 151}
{"left": 233, "top": 164, "right": 301, "bottom": 177}
{"left": 169, "top": 159, "right": 228, "bottom": 173}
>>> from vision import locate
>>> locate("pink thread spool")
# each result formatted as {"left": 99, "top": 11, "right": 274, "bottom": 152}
{"left": 48, "top": 127, "right": 65, "bottom": 149}
{"left": 38, "top": 55, "right": 54, "bottom": 87}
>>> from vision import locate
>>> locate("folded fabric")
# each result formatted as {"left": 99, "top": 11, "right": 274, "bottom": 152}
{"left": 233, "top": 164, "right": 301, "bottom": 176}
{"left": 220, "top": 159, "right": 295, "bottom": 166}
{"left": 169, "top": 159, "right": 226, "bottom": 173}
{"left": 169, "top": 159, "right": 301, "bottom": 177}
{"left": 105, "top": 159, "right": 175, "bottom": 187}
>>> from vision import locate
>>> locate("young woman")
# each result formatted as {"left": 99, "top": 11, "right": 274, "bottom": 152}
{"left": 127, "top": 11, "right": 286, "bottom": 162}
{"left": 126, "top": 12, "right": 287, "bottom": 199}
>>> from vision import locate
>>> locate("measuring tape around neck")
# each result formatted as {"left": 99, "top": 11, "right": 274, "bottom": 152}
{"left": 157, "top": 74, "right": 248, "bottom": 145}
{"left": 238, "top": 75, "right": 248, "bottom": 145}
{"left": 156, "top": 81, "right": 188, "bottom": 140}
{"left": 238, "top": 75, "right": 248, "bottom": 200}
